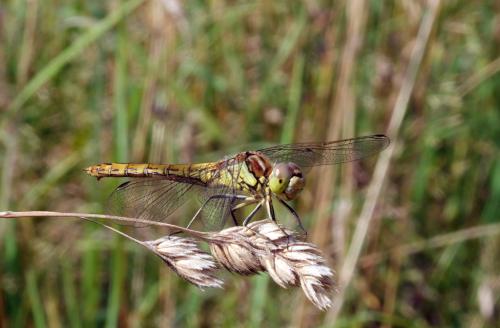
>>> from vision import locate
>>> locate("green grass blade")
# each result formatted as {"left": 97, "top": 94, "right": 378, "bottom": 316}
{"left": 248, "top": 275, "right": 269, "bottom": 327}
{"left": 105, "top": 239, "right": 125, "bottom": 328}
{"left": 4, "top": 0, "right": 145, "bottom": 118}
{"left": 114, "top": 22, "right": 129, "bottom": 162}
{"left": 281, "top": 54, "right": 305, "bottom": 144}
{"left": 62, "top": 261, "right": 81, "bottom": 328}
{"left": 26, "top": 270, "right": 47, "bottom": 328}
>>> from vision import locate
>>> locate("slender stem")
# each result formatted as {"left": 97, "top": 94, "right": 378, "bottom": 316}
{"left": 82, "top": 218, "right": 145, "bottom": 246}
{"left": 327, "top": 0, "right": 442, "bottom": 321}
{"left": 360, "top": 222, "right": 500, "bottom": 267}
{"left": 0, "top": 210, "right": 271, "bottom": 247}
{"left": 0, "top": 211, "right": 209, "bottom": 239}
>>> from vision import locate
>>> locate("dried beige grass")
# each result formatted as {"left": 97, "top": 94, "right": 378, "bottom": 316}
{"left": 208, "top": 220, "right": 337, "bottom": 310}
{"left": 145, "top": 235, "right": 223, "bottom": 289}
{"left": 0, "top": 211, "right": 336, "bottom": 310}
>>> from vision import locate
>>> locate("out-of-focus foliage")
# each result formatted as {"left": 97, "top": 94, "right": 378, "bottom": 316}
{"left": 0, "top": 0, "right": 499, "bottom": 327}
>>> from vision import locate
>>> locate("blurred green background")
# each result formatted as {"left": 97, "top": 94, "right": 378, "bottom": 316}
{"left": 1, "top": 0, "right": 499, "bottom": 327}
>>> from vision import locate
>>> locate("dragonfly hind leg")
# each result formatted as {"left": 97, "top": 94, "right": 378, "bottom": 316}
{"left": 230, "top": 197, "right": 258, "bottom": 226}
{"left": 185, "top": 194, "right": 248, "bottom": 230}
{"left": 241, "top": 200, "right": 264, "bottom": 226}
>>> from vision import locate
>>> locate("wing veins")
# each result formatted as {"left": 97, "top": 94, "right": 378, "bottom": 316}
{"left": 258, "top": 134, "right": 389, "bottom": 167}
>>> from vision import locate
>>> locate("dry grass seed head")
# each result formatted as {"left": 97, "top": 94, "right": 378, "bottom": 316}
{"left": 209, "top": 225, "right": 265, "bottom": 274}
{"left": 209, "top": 220, "right": 336, "bottom": 310}
{"left": 146, "top": 235, "right": 223, "bottom": 289}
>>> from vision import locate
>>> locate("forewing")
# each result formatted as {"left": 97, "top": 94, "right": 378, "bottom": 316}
{"left": 108, "top": 178, "right": 202, "bottom": 227}
{"left": 258, "top": 134, "right": 389, "bottom": 167}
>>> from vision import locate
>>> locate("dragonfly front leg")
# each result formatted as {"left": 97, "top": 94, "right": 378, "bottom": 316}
{"left": 265, "top": 196, "right": 276, "bottom": 222}
{"left": 267, "top": 196, "right": 302, "bottom": 242}
{"left": 278, "top": 198, "right": 307, "bottom": 237}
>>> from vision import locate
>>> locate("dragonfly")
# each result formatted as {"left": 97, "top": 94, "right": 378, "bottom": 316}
{"left": 85, "top": 134, "right": 389, "bottom": 231}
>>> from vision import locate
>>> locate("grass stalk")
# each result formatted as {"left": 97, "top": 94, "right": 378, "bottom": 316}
{"left": 3, "top": 0, "right": 145, "bottom": 119}
{"left": 328, "top": 0, "right": 442, "bottom": 321}
{"left": 280, "top": 54, "right": 305, "bottom": 144}
{"left": 62, "top": 261, "right": 81, "bottom": 328}
{"left": 26, "top": 270, "right": 47, "bottom": 328}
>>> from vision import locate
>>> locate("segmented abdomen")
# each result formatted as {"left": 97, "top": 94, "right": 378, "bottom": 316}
{"left": 84, "top": 163, "right": 214, "bottom": 182}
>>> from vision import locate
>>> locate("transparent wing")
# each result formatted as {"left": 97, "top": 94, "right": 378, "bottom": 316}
{"left": 108, "top": 178, "right": 202, "bottom": 227}
{"left": 106, "top": 158, "right": 247, "bottom": 229}
{"left": 257, "top": 134, "right": 389, "bottom": 167}
{"left": 197, "top": 158, "right": 244, "bottom": 231}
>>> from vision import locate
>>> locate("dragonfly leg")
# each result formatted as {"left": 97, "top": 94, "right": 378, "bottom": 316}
{"left": 265, "top": 196, "right": 276, "bottom": 222}
{"left": 229, "top": 204, "right": 238, "bottom": 226}
{"left": 230, "top": 198, "right": 257, "bottom": 226}
{"left": 231, "top": 198, "right": 258, "bottom": 211}
{"left": 230, "top": 197, "right": 258, "bottom": 226}
{"left": 278, "top": 198, "right": 307, "bottom": 237}
{"left": 266, "top": 197, "right": 294, "bottom": 243}
{"left": 185, "top": 194, "right": 246, "bottom": 230}
{"left": 242, "top": 200, "right": 264, "bottom": 226}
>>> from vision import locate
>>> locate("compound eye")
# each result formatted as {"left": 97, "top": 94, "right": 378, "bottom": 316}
{"left": 269, "top": 163, "right": 292, "bottom": 194}
{"left": 283, "top": 163, "right": 305, "bottom": 200}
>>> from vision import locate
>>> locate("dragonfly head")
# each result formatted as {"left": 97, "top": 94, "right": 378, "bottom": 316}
{"left": 269, "top": 162, "right": 305, "bottom": 200}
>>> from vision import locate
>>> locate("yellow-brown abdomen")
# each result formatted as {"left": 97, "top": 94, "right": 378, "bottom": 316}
{"left": 84, "top": 163, "right": 171, "bottom": 178}
{"left": 84, "top": 162, "right": 215, "bottom": 181}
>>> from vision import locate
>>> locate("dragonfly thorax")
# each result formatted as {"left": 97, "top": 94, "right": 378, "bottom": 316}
{"left": 245, "top": 152, "right": 273, "bottom": 178}
{"left": 269, "top": 162, "right": 305, "bottom": 201}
